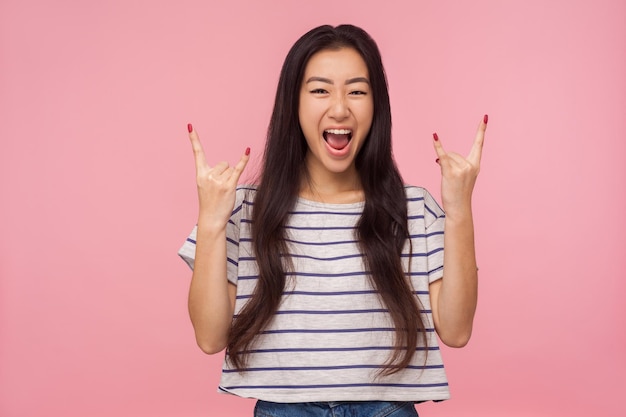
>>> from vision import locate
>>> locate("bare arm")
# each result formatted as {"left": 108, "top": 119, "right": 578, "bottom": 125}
{"left": 429, "top": 115, "right": 486, "bottom": 347}
{"left": 186, "top": 124, "right": 249, "bottom": 354}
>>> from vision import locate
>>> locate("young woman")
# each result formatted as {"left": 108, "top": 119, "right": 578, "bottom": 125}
{"left": 179, "top": 24, "right": 485, "bottom": 417}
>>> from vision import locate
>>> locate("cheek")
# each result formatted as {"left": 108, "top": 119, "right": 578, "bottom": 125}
{"left": 298, "top": 108, "right": 311, "bottom": 135}
{"left": 299, "top": 100, "right": 322, "bottom": 132}
{"left": 359, "top": 102, "right": 374, "bottom": 134}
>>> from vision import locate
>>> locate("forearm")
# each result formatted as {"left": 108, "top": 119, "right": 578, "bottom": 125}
{"left": 188, "top": 221, "right": 235, "bottom": 354}
{"left": 430, "top": 114, "right": 485, "bottom": 347}
{"left": 435, "top": 208, "right": 478, "bottom": 347}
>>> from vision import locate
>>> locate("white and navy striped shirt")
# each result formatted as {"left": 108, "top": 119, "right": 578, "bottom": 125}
{"left": 178, "top": 185, "right": 450, "bottom": 403}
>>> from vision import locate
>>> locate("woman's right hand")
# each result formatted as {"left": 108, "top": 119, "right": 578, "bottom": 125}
{"left": 186, "top": 123, "right": 247, "bottom": 353}
{"left": 188, "top": 124, "right": 250, "bottom": 229}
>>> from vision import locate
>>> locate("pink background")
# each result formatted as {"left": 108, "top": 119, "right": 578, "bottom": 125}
{"left": 1, "top": 0, "right": 625, "bottom": 416}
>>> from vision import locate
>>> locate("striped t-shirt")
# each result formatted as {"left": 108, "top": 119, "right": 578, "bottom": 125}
{"left": 178, "top": 185, "right": 450, "bottom": 403}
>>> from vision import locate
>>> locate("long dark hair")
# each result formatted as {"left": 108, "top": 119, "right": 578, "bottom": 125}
{"left": 227, "top": 24, "right": 428, "bottom": 375}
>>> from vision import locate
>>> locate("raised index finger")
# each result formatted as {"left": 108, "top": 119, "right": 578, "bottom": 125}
{"left": 187, "top": 124, "right": 210, "bottom": 172}
{"left": 227, "top": 148, "right": 251, "bottom": 186}
{"left": 467, "top": 114, "right": 488, "bottom": 165}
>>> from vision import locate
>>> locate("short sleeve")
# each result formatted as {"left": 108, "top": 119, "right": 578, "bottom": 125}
{"left": 422, "top": 189, "right": 445, "bottom": 283}
{"left": 178, "top": 225, "right": 198, "bottom": 270}
{"left": 177, "top": 187, "right": 252, "bottom": 286}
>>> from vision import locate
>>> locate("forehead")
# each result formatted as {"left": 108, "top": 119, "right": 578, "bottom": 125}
{"left": 303, "top": 47, "right": 369, "bottom": 79}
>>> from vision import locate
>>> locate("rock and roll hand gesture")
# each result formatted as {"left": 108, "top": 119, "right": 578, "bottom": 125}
{"left": 187, "top": 124, "right": 250, "bottom": 229}
{"left": 186, "top": 123, "right": 250, "bottom": 354}
{"left": 428, "top": 115, "right": 486, "bottom": 347}
{"left": 433, "top": 115, "right": 487, "bottom": 218}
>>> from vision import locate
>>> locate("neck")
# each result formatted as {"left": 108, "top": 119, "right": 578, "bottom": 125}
{"left": 299, "top": 165, "right": 364, "bottom": 204}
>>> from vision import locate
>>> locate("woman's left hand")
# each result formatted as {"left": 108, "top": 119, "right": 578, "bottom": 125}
{"left": 429, "top": 115, "right": 487, "bottom": 347}
{"left": 433, "top": 115, "right": 487, "bottom": 219}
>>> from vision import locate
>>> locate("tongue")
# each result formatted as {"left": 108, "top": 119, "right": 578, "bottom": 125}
{"left": 325, "top": 133, "right": 350, "bottom": 150}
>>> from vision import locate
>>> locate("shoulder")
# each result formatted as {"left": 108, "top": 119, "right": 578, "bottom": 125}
{"left": 232, "top": 185, "right": 258, "bottom": 221}
{"left": 403, "top": 185, "right": 439, "bottom": 207}
{"left": 403, "top": 184, "right": 428, "bottom": 200}
{"left": 235, "top": 184, "right": 258, "bottom": 203}
{"left": 403, "top": 184, "right": 445, "bottom": 220}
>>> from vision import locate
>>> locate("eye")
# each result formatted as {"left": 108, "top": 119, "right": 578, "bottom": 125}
{"left": 310, "top": 88, "right": 328, "bottom": 94}
{"left": 349, "top": 90, "right": 368, "bottom": 96}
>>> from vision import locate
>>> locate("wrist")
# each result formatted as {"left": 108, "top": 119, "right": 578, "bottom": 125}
{"left": 443, "top": 204, "right": 473, "bottom": 224}
{"left": 196, "top": 217, "right": 228, "bottom": 236}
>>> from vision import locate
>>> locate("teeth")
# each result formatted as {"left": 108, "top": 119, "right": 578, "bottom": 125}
{"left": 324, "top": 129, "right": 352, "bottom": 135}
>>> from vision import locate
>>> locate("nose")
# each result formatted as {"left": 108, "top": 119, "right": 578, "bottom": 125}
{"left": 327, "top": 95, "right": 350, "bottom": 120}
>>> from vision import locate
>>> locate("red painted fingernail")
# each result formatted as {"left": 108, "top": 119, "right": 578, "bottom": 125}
{"left": 187, "top": 123, "right": 193, "bottom": 133}
{"left": 483, "top": 114, "right": 488, "bottom": 124}
{"left": 435, "top": 158, "right": 440, "bottom": 164}
{"left": 245, "top": 147, "right": 250, "bottom": 156}
{"left": 433, "top": 133, "right": 439, "bottom": 141}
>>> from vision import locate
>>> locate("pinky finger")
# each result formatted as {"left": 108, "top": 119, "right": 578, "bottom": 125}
{"left": 188, "top": 124, "right": 210, "bottom": 172}
{"left": 467, "top": 115, "right": 488, "bottom": 165}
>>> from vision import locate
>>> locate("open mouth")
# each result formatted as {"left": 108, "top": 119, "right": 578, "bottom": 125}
{"left": 323, "top": 129, "right": 353, "bottom": 151}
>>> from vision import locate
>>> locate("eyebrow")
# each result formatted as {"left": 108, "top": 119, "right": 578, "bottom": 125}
{"left": 305, "top": 76, "right": 370, "bottom": 85}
